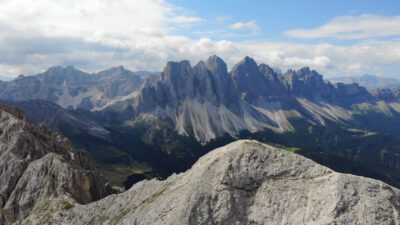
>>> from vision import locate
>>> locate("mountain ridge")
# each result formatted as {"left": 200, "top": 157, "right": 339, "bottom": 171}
{"left": 330, "top": 74, "right": 400, "bottom": 90}
{"left": 20, "top": 140, "right": 400, "bottom": 225}
{"left": 99, "top": 55, "right": 400, "bottom": 142}
{"left": 2, "top": 56, "right": 400, "bottom": 194}
{"left": 0, "top": 55, "right": 399, "bottom": 143}
{"left": 0, "top": 104, "right": 113, "bottom": 225}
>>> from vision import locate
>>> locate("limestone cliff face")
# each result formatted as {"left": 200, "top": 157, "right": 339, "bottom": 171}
{"left": 0, "top": 104, "right": 113, "bottom": 225}
{"left": 231, "top": 56, "right": 287, "bottom": 102}
{"left": 22, "top": 140, "right": 400, "bottom": 225}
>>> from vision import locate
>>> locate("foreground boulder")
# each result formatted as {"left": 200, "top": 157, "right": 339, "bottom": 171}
{"left": 22, "top": 140, "right": 400, "bottom": 225}
{"left": 0, "top": 104, "right": 113, "bottom": 225}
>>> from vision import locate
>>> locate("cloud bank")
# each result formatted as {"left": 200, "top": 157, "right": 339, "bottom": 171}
{"left": 284, "top": 15, "right": 400, "bottom": 39}
{"left": 229, "top": 21, "right": 261, "bottom": 35}
{"left": 0, "top": 1, "right": 399, "bottom": 79}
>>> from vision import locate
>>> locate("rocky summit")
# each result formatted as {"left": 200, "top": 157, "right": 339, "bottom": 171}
{"left": 21, "top": 140, "right": 400, "bottom": 225}
{"left": 0, "top": 104, "right": 113, "bottom": 225}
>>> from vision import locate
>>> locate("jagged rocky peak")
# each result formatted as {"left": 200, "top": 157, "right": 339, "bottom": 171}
{"left": 97, "top": 65, "right": 131, "bottom": 76}
{"left": 297, "top": 66, "right": 311, "bottom": 75}
{"left": 143, "top": 56, "right": 237, "bottom": 106}
{"left": 285, "top": 66, "right": 324, "bottom": 83}
{"left": 0, "top": 104, "right": 28, "bottom": 121}
{"left": 205, "top": 55, "right": 238, "bottom": 104}
{"left": 297, "top": 67, "right": 326, "bottom": 86}
{"left": 0, "top": 104, "right": 113, "bottom": 225}
{"left": 231, "top": 56, "right": 259, "bottom": 76}
{"left": 239, "top": 55, "right": 258, "bottom": 66}
{"left": 281, "top": 67, "right": 374, "bottom": 103}
{"left": 162, "top": 60, "right": 193, "bottom": 81}
{"left": 41, "top": 65, "right": 92, "bottom": 85}
{"left": 192, "top": 60, "right": 208, "bottom": 75}
{"left": 231, "top": 56, "right": 286, "bottom": 101}
{"left": 282, "top": 67, "right": 333, "bottom": 99}
{"left": 395, "top": 87, "right": 400, "bottom": 97}
{"left": 333, "top": 82, "right": 369, "bottom": 97}
{"left": 258, "top": 63, "right": 276, "bottom": 78}
{"left": 231, "top": 56, "right": 264, "bottom": 100}
{"left": 45, "top": 65, "right": 80, "bottom": 75}
{"left": 22, "top": 140, "right": 400, "bottom": 225}
{"left": 370, "top": 88, "right": 397, "bottom": 101}
{"left": 204, "top": 55, "right": 228, "bottom": 75}
{"left": 130, "top": 59, "right": 197, "bottom": 111}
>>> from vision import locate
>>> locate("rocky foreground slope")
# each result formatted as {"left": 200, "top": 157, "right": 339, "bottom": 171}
{"left": 21, "top": 140, "right": 400, "bottom": 225}
{"left": 0, "top": 104, "right": 113, "bottom": 225}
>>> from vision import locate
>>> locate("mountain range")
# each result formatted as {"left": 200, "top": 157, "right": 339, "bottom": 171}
{"left": 2, "top": 56, "right": 400, "bottom": 224}
{"left": 1, "top": 55, "right": 400, "bottom": 189}
{"left": 1, "top": 56, "right": 400, "bottom": 142}
{"left": 0, "top": 108, "right": 399, "bottom": 224}
{"left": 330, "top": 74, "right": 400, "bottom": 90}
{"left": 3, "top": 121, "right": 400, "bottom": 224}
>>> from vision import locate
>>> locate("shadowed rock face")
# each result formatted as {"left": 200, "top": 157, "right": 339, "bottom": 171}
{"left": 282, "top": 67, "right": 374, "bottom": 104}
{"left": 283, "top": 67, "right": 331, "bottom": 99}
{"left": 230, "top": 56, "right": 287, "bottom": 102}
{"left": 21, "top": 140, "right": 400, "bottom": 225}
{"left": 0, "top": 104, "right": 113, "bottom": 225}
{"left": 136, "top": 55, "right": 238, "bottom": 109}
{"left": 371, "top": 88, "right": 400, "bottom": 102}
{"left": 84, "top": 56, "right": 400, "bottom": 142}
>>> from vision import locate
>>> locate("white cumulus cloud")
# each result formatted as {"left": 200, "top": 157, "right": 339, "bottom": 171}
{"left": 284, "top": 15, "right": 400, "bottom": 39}
{"left": 228, "top": 21, "right": 260, "bottom": 34}
{"left": 0, "top": 1, "right": 399, "bottom": 80}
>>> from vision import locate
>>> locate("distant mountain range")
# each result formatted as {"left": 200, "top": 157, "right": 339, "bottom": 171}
{"left": 1, "top": 56, "right": 400, "bottom": 189}
{"left": 1, "top": 56, "right": 399, "bottom": 142}
{"left": 0, "top": 65, "right": 158, "bottom": 110}
{"left": 330, "top": 74, "right": 400, "bottom": 90}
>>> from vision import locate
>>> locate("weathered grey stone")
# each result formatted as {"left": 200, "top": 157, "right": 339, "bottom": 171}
{"left": 21, "top": 140, "right": 400, "bottom": 225}
{"left": 0, "top": 104, "right": 113, "bottom": 225}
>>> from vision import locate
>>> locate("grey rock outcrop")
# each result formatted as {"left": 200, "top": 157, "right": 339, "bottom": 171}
{"left": 0, "top": 104, "right": 113, "bottom": 225}
{"left": 22, "top": 140, "right": 400, "bottom": 225}
{"left": 134, "top": 55, "right": 238, "bottom": 110}
{"left": 371, "top": 88, "right": 400, "bottom": 102}
{"left": 0, "top": 66, "right": 146, "bottom": 110}
{"left": 231, "top": 56, "right": 287, "bottom": 102}
{"left": 0, "top": 99, "right": 110, "bottom": 139}
{"left": 283, "top": 67, "right": 332, "bottom": 99}
{"left": 282, "top": 67, "right": 374, "bottom": 105}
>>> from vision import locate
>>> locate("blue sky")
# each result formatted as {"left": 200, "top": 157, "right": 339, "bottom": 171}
{"left": 169, "top": 0, "right": 400, "bottom": 43}
{"left": 0, "top": 0, "right": 399, "bottom": 79}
